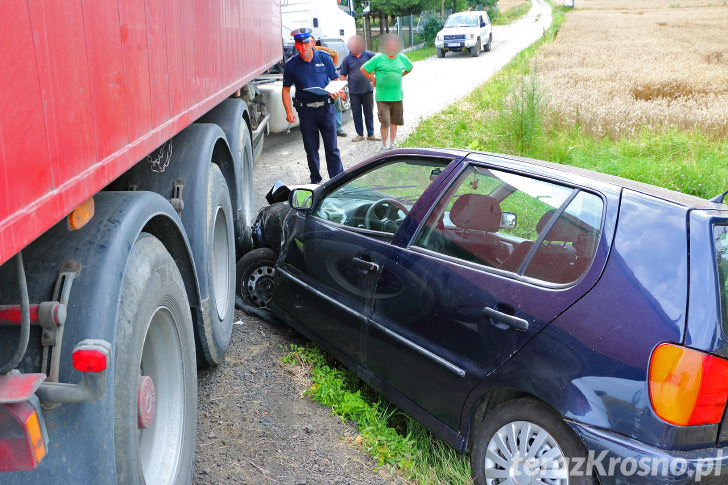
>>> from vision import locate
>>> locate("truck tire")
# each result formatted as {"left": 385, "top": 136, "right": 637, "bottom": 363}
{"left": 470, "top": 40, "right": 480, "bottom": 57}
{"left": 437, "top": 48, "right": 445, "bottom": 58}
{"left": 114, "top": 233, "right": 197, "bottom": 484}
{"left": 484, "top": 33, "right": 492, "bottom": 52}
{"left": 237, "top": 248, "right": 278, "bottom": 308}
{"left": 239, "top": 122, "right": 256, "bottom": 233}
{"left": 198, "top": 163, "right": 236, "bottom": 365}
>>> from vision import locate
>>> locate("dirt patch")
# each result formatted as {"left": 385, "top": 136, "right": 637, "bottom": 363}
{"left": 194, "top": 310, "right": 399, "bottom": 484}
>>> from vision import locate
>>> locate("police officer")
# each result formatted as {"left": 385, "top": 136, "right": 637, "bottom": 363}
{"left": 282, "top": 28, "right": 344, "bottom": 184}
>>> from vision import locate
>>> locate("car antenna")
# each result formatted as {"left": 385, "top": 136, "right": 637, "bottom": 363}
{"left": 710, "top": 189, "right": 728, "bottom": 204}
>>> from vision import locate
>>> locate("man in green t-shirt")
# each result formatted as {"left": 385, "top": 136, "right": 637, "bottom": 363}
{"left": 360, "top": 34, "right": 413, "bottom": 150}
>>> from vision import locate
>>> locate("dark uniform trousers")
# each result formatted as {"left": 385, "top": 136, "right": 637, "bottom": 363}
{"left": 297, "top": 102, "right": 343, "bottom": 184}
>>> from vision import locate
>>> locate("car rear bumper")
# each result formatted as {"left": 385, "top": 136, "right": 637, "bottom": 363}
{"left": 568, "top": 421, "right": 728, "bottom": 483}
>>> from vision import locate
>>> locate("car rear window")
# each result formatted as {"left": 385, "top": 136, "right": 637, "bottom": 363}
{"left": 714, "top": 225, "right": 728, "bottom": 324}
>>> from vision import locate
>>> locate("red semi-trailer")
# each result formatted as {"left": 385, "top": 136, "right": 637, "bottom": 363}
{"left": 0, "top": 1, "right": 281, "bottom": 482}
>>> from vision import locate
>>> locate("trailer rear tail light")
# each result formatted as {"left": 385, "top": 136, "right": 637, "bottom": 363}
{"left": 649, "top": 343, "right": 728, "bottom": 426}
{"left": 0, "top": 397, "right": 48, "bottom": 471}
{"left": 67, "top": 197, "right": 94, "bottom": 230}
{"left": 72, "top": 348, "right": 108, "bottom": 373}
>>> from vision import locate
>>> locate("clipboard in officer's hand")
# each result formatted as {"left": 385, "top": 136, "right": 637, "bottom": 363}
{"left": 303, "top": 80, "right": 347, "bottom": 97}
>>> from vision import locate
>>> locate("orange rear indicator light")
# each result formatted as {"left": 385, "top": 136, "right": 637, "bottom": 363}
{"left": 0, "top": 399, "right": 48, "bottom": 471}
{"left": 67, "top": 197, "right": 95, "bottom": 230}
{"left": 649, "top": 343, "right": 728, "bottom": 426}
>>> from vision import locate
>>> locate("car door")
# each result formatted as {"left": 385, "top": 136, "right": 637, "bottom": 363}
{"left": 271, "top": 155, "right": 455, "bottom": 365}
{"left": 364, "top": 159, "right": 620, "bottom": 430}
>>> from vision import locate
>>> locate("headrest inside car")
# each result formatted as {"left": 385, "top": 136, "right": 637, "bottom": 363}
{"left": 536, "top": 209, "right": 583, "bottom": 242}
{"left": 450, "top": 194, "right": 502, "bottom": 232}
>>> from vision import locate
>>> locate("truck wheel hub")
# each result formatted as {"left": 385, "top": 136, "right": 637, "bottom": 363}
{"left": 137, "top": 375, "right": 156, "bottom": 429}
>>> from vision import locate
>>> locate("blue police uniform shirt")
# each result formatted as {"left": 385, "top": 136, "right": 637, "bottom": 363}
{"left": 283, "top": 50, "right": 338, "bottom": 104}
{"left": 339, "top": 50, "right": 376, "bottom": 94}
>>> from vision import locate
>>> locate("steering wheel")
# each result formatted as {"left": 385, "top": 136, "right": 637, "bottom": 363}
{"left": 364, "top": 199, "right": 410, "bottom": 232}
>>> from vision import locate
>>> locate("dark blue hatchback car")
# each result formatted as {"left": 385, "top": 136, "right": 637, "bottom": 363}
{"left": 243, "top": 148, "right": 728, "bottom": 484}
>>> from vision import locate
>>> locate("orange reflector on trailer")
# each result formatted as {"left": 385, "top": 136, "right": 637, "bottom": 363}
{"left": 67, "top": 197, "right": 95, "bottom": 230}
{"left": 0, "top": 398, "right": 48, "bottom": 471}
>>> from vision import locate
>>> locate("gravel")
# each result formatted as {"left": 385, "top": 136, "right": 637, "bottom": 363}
{"left": 195, "top": 2, "right": 551, "bottom": 483}
{"left": 194, "top": 311, "right": 397, "bottom": 484}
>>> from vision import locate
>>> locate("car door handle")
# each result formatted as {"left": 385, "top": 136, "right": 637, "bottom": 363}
{"left": 483, "top": 307, "right": 529, "bottom": 331}
{"left": 352, "top": 257, "right": 379, "bottom": 273}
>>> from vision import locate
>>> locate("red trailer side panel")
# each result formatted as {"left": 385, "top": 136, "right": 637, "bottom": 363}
{"left": 0, "top": 0, "right": 282, "bottom": 266}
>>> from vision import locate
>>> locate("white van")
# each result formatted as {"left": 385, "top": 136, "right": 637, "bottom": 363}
{"left": 434, "top": 11, "right": 493, "bottom": 58}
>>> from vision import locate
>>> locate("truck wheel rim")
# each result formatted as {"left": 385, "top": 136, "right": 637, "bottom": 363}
{"left": 484, "top": 420, "right": 568, "bottom": 485}
{"left": 138, "top": 306, "right": 185, "bottom": 483}
{"left": 246, "top": 263, "right": 275, "bottom": 307}
{"left": 212, "top": 206, "right": 231, "bottom": 320}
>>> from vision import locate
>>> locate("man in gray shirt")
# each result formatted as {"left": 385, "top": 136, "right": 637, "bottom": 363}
{"left": 339, "top": 36, "right": 380, "bottom": 142}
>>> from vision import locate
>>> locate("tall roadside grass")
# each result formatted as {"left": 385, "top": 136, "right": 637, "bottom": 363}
{"left": 281, "top": 344, "right": 472, "bottom": 483}
{"left": 404, "top": 5, "right": 728, "bottom": 200}
{"left": 493, "top": 1, "right": 532, "bottom": 24}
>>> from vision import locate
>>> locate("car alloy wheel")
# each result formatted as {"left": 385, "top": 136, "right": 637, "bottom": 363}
{"left": 484, "top": 420, "right": 568, "bottom": 484}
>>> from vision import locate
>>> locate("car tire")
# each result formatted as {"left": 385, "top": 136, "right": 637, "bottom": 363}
{"left": 471, "top": 40, "right": 480, "bottom": 57}
{"left": 237, "top": 248, "right": 278, "bottom": 308}
{"left": 484, "top": 33, "right": 493, "bottom": 52}
{"left": 437, "top": 48, "right": 445, "bottom": 58}
{"left": 197, "top": 163, "right": 236, "bottom": 366}
{"left": 471, "top": 398, "right": 593, "bottom": 485}
{"left": 114, "top": 233, "right": 197, "bottom": 485}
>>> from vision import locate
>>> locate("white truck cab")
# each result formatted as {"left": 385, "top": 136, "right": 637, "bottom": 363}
{"left": 435, "top": 11, "right": 493, "bottom": 58}
{"left": 281, "top": 0, "right": 356, "bottom": 67}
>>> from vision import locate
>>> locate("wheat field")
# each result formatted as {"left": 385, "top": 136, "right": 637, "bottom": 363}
{"left": 538, "top": 1, "right": 728, "bottom": 138}
{"left": 497, "top": 0, "right": 531, "bottom": 13}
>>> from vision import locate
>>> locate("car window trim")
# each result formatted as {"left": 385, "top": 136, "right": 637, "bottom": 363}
{"left": 405, "top": 161, "right": 608, "bottom": 289}
{"left": 407, "top": 245, "right": 583, "bottom": 290}
{"left": 310, "top": 216, "right": 398, "bottom": 241}
{"left": 516, "top": 187, "right": 580, "bottom": 275}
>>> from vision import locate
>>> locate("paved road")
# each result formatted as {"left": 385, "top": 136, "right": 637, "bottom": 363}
{"left": 252, "top": 0, "right": 552, "bottom": 208}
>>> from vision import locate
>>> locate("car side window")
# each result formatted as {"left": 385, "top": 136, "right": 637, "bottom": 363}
{"left": 314, "top": 158, "right": 449, "bottom": 236}
{"left": 412, "top": 165, "right": 603, "bottom": 284}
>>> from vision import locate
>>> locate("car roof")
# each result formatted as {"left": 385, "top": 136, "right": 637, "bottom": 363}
{"left": 392, "top": 147, "right": 724, "bottom": 210}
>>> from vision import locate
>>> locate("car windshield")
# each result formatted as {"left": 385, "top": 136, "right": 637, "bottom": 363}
{"left": 444, "top": 14, "right": 478, "bottom": 28}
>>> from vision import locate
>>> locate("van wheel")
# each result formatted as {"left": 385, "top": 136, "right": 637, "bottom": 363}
{"left": 197, "top": 163, "right": 236, "bottom": 366}
{"left": 471, "top": 40, "right": 481, "bottom": 57}
{"left": 484, "top": 33, "right": 493, "bottom": 52}
{"left": 437, "top": 48, "right": 446, "bottom": 58}
{"left": 114, "top": 234, "right": 197, "bottom": 485}
{"left": 237, "top": 248, "right": 278, "bottom": 308}
{"left": 471, "top": 398, "right": 592, "bottom": 485}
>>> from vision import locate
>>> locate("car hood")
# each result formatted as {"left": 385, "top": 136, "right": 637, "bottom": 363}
{"left": 439, "top": 26, "right": 479, "bottom": 35}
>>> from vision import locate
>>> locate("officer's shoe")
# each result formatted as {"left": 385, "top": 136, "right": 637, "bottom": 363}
{"left": 337, "top": 130, "right": 348, "bottom": 137}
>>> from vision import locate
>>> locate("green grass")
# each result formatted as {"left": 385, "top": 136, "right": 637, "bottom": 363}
{"left": 493, "top": 2, "right": 533, "bottom": 25}
{"left": 404, "top": 6, "right": 728, "bottom": 200}
{"left": 281, "top": 344, "right": 472, "bottom": 483}
{"left": 406, "top": 45, "right": 437, "bottom": 62}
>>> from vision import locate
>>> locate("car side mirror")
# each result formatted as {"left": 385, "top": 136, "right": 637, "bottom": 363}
{"left": 481, "top": 21, "right": 486, "bottom": 27}
{"left": 289, "top": 188, "right": 315, "bottom": 211}
{"left": 500, "top": 212, "right": 517, "bottom": 229}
